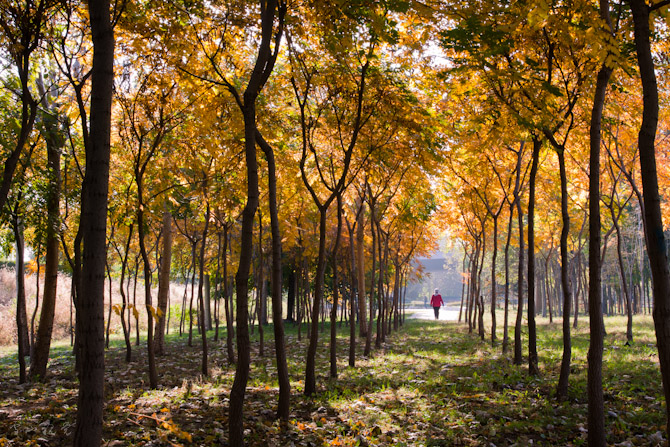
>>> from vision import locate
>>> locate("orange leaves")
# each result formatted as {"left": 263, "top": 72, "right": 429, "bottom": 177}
{"left": 126, "top": 409, "right": 193, "bottom": 445}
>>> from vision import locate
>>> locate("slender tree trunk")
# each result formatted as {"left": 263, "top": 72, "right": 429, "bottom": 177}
{"left": 491, "top": 215, "right": 499, "bottom": 345}
{"left": 137, "top": 179, "right": 158, "bottom": 389}
{"left": 468, "top": 243, "right": 479, "bottom": 333}
{"left": 13, "top": 215, "right": 28, "bottom": 384}
{"left": 629, "top": 0, "right": 670, "bottom": 435}
{"left": 459, "top": 250, "right": 468, "bottom": 323}
{"left": 305, "top": 207, "right": 328, "bottom": 395}
{"left": 356, "top": 199, "right": 367, "bottom": 338}
{"left": 118, "top": 225, "right": 133, "bottom": 363}
{"left": 105, "top": 261, "right": 113, "bottom": 348}
{"left": 527, "top": 137, "right": 541, "bottom": 376}
{"left": 74, "top": 0, "right": 113, "bottom": 442}
{"left": 330, "top": 194, "right": 344, "bottom": 378}
{"left": 133, "top": 261, "right": 140, "bottom": 345}
{"left": 188, "top": 241, "right": 197, "bottom": 347}
{"left": 514, "top": 184, "right": 525, "bottom": 365}
{"left": 556, "top": 147, "right": 572, "bottom": 401}
{"left": 214, "top": 231, "right": 223, "bottom": 342}
{"left": 364, "top": 200, "right": 377, "bottom": 357}
{"left": 30, "top": 250, "right": 40, "bottom": 357}
{"left": 229, "top": 2, "right": 284, "bottom": 438}
{"left": 256, "top": 133, "right": 291, "bottom": 421}
{"left": 223, "top": 226, "right": 235, "bottom": 364}
{"left": 375, "top": 221, "right": 383, "bottom": 348}
{"left": 155, "top": 207, "right": 173, "bottom": 355}
{"left": 478, "top": 230, "right": 487, "bottom": 340}
{"left": 198, "top": 203, "right": 210, "bottom": 376}
{"left": 257, "top": 212, "right": 265, "bottom": 357}
{"left": 613, "top": 219, "right": 633, "bottom": 343}
{"left": 392, "top": 256, "right": 400, "bottom": 332}
{"left": 30, "top": 89, "right": 62, "bottom": 380}
{"left": 347, "top": 219, "right": 357, "bottom": 367}
{"left": 587, "top": 52, "right": 613, "bottom": 447}
{"left": 503, "top": 206, "right": 513, "bottom": 354}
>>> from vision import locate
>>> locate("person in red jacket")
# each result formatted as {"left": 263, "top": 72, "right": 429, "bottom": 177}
{"left": 430, "top": 289, "right": 444, "bottom": 320}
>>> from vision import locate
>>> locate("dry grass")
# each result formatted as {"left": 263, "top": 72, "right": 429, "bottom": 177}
{"left": 0, "top": 267, "right": 187, "bottom": 347}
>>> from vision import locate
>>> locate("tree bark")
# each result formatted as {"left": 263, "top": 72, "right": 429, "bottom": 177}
{"left": 13, "top": 215, "right": 29, "bottom": 384}
{"left": 137, "top": 178, "right": 158, "bottom": 389}
{"left": 491, "top": 215, "right": 499, "bottom": 345}
{"left": 503, "top": 207, "right": 513, "bottom": 353}
{"left": 155, "top": 207, "right": 173, "bottom": 356}
{"left": 356, "top": 199, "right": 367, "bottom": 337}
{"left": 347, "top": 218, "right": 357, "bottom": 367}
{"left": 305, "top": 207, "right": 328, "bottom": 395}
{"left": 73, "top": 0, "right": 113, "bottom": 443}
{"left": 30, "top": 92, "right": 62, "bottom": 380}
{"left": 330, "top": 194, "right": 344, "bottom": 378}
{"left": 514, "top": 176, "right": 525, "bottom": 365}
{"left": 256, "top": 131, "right": 290, "bottom": 421}
{"left": 527, "top": 137, "right": 541, "bottom": 376}
{"left": 198, "top": 202, "right": 210, "bottom": 377}
{"left": 628, "top": 0, "right": 670, "bottom": 435}
{"left": 556, "top": 147, "right": 572, "bottom": 401}
{"left": 229, "top": 2, "right": 284, "bottom": 442}
{"left": 587, "top": 55, "right": 613, "bottom": 447}
{"left": 223, "top": 225, "right": 235, "bottom": 364}
{"left": 364, "top": 199, "right": 377, "bottom": 357}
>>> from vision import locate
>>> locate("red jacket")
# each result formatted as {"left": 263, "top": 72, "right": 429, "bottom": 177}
{"left": 430, "top": 294, "right": 443, "bottom": 307}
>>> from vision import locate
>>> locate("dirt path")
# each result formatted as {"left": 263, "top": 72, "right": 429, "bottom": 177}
{"left": 405, "top": 306, "right": 459, "bottom": 321}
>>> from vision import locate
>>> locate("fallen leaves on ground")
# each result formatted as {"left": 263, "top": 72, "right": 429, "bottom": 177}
{"left": 0, "top": 315, "right": 667, "bottom": 446}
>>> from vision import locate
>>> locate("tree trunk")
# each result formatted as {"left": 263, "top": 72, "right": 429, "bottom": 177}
{"left": 491, "top": 215, "right": 499, "bottom": 345}
{"left": 364, "top": 200, "right": 377, "bottom": 357}
{"left": 256, "top": 132, "right": 291, "bottom": 421}
{"left": 198, "top": 203, "right": 210, "bottom": 376}
{"left": 503, "top": 207, "right": 513, "bottom": 354}
{"left": 459, "top": 250, "right": 468, "bottom": 323}
{"left": 375, "top": 221, "right": 384, "bottom": 348}
{"left": 230, "top": 98, "right": 258, "bottom": 443}
{"left": 556, "top": 147, "right": 572, "bottom": 401}
{"left": 614, "top": 219, "right": 633, "bottom": 343}
{"left": 105, "top": 261, "right": 113, "bottom": 348}
{"left": 356, "top": 199, "right": 367, "bottom": 338}
{"left": 30, "top": 104, "right": 62, "bottom": 380}
{"left": 119, "top": 225, "right": 134, "bottom": 363}
{"left": 305, "top": 207, "right": 328, "bottom": 395}
{"left": 155, "top": 207, "right": 173, "bottom": 356}
{"left": 478, "top": 230, "right": 487, "bottom": 340}
{"left": 628, "top": 0, "right": 670, "bottom": 435}
{"left": 257, "top": 212, "right": 265, "bottom": 357}
{"left": 514, "top": 182, "right": 525, "bottom": 365}
{"left": 347, "top": 219, "right": 357, "bottom": 367}
{"left": 229, "top": 2, "right": 284, "bottom": 440}
{"left": 330, "top": 194, "right": 344, "bottom": 378}
{"left": 13, "top": 215, "right": 29, "bottom": 384}
{"left": 188, "top": 241, "right": 197, "bottom": 347}
{"left": 137, "top": 180, "right": 158, "bottom": 389}
{"left": 224, "top": 225, "right": 235, "bottom": 364}
{"left": 587, "top": 49, "right": 613, "bottom": 447}
{"left": 73, "top": 0, "right": 113, "bottom": 442}
{"left": 527, "top": 137, "right": 541, "bottom": 376}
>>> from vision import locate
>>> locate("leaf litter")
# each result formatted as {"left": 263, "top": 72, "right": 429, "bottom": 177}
{"left": 0, "top": 315, "right": 667, "bottom": 446}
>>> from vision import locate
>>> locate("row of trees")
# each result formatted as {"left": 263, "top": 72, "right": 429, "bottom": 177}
{"left": 1, "top": 0, "right": 443, "bottom": 445}
{"left": 437, "top": 0, "right": 670, "bottom": 446}
{"left": 3, "top": 0, "right": 670, "bottom": 445}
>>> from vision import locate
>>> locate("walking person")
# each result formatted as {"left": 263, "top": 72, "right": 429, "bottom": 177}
{"left": 430, "top": 289, "right": 444, "bottom": 320}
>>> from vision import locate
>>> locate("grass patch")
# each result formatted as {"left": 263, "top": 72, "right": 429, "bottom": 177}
{"left": 0, "top": 314, "right": 666, "bottom": 446}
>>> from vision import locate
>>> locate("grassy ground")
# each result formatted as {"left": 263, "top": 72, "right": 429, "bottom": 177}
{"left": 0, "top": 314, "right": 666, "bottom": 446}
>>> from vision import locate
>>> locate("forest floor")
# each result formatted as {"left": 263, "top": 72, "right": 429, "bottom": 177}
{"left": 0, "top": 313, "right": 666, "bottom": 446}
